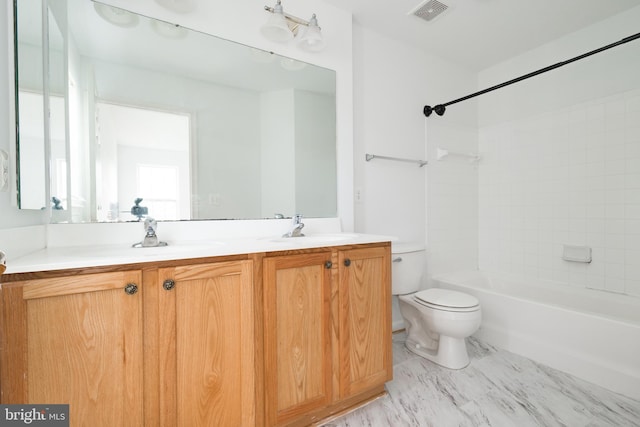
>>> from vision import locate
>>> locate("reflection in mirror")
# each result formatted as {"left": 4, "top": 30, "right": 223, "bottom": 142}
{"left": 15, "top": 0, "right": 45, "bottom": 209}
{"left": 14, "top": 0, "right": 337, "bottom": 223}
{"left": 14, "top": 1, "right": 67, "bottom": 213}
{"left": 95, "top": 102, "right": 191, "bottom": 221}
{"left": 47, "top": 5, "right": 68, "bottom": 220}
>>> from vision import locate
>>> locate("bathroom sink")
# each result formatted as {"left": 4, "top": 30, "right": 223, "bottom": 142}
{"left": 269, "top": 233, "right": 360, "bottom": 244}
{"left": 68, "top": 241, "right": 225, "bottom": 259}
{"left": 131, "top": 241, "right": 225, "bottom": 256}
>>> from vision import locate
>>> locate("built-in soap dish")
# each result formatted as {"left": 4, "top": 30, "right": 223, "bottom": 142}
{"left": 562, "top": 244, "right": 592, "bottom": 263}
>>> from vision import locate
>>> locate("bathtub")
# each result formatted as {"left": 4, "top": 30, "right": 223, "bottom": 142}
{"left": 432, "top": 271, "right": 640, "bottom": 400}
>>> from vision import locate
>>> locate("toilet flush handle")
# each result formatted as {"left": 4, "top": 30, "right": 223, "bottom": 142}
{"left": 392, "top": 257, "right": 403, "bottom": 263}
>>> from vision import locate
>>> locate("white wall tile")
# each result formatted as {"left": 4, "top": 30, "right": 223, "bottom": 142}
{"left": 605, "top": 219, "right": 625, "bottom": 235}
{"left": 626, "top": 174, "right": 640, "bottom": 188}
{"left": 605, "top": 277, "right": 625, "bottom": 293}
{"left": 479, "top": 89, "right": 640, "bottom": 296}
{"left": 605, "top": 263, "right": 625, "bottom": 280}
{"left": 625, "top": 264, "right": 640, "bottom": 281}
{"left": 627, "top": 281, "right": 640, "bottom": 297}
{"left": 586, "top": 274, "right": 605, "bottom": 290}
{"left": 626, "top": 220, "right": 640, "bottom": 234}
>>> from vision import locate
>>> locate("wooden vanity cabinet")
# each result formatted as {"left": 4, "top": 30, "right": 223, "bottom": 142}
{"left": 152, "top": 260, "right": 255, "bottom": 427}
{"left": 263, "top": 244, "right": 392, "bottom": 427}
{"left": 0, "top": 242, "right": 390, "bottom": 427}
{"left": 338, "top": 247, "right": 392, "bottom": 399}
{"left": 0, "top": 270, "right": 145, "bottom": 427}
{"left": 0, "top": 259, "right": 255, "bottom": 427}
{"left": 263, "top": 251, "right": 334, "bottom": 426}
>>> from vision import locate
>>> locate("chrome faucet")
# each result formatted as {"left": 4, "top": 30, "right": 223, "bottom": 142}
{"left": 132, "top": 217, "right": 168, "bottom": 248}
{"left": 282, "top": 214, "right": 305, "bottom": 238}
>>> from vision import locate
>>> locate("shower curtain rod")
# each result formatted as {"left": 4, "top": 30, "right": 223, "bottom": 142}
{"left": 423, "top": 31, "right": 640, "bottom": 118}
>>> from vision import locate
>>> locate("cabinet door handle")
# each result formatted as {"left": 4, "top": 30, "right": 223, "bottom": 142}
{"left": 163, "top": 279, "right": 176, "bottom": 291}
{"left": 344, "top": 259, "right": 351, "bottom": 267}
{"left": 124, "top": 283, "right": 138, "bottom": 295}
{"left": 325, "top": 261, "right": 332, "bottom": 269}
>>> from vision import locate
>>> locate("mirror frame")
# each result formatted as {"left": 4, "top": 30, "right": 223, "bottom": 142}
{"left": 6, "top": 0, "right": 21, "bottom": 209}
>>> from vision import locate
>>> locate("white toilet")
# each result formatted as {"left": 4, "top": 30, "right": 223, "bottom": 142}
{"left": 392, "top": 242, "right": 481, "bottom": 369}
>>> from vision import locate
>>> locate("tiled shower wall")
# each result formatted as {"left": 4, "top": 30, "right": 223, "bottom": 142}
{"left": 479, "top": 89, "right": 640, "bottom": 296}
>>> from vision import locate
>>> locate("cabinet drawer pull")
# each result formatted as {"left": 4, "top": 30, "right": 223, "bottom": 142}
{"left": 325, "top": 261, "right": 332, "bottom": 269}
{"left": 124, "top": 283, "right": 138, "bottom": 295}
{"left": 163, "top": 279, "right": 176, "bottom": 291}
{"left": 344, "top": 259, "right": 351, "bottom": 267}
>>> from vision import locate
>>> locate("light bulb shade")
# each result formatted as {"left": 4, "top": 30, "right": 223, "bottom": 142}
{"left": 248, "top": 48, "right": 276, "bottom": 64}
{"left": 151, "top": 20, "right": 188, "bottom": 39}
{"left": 155, "top": 0, "right": 196, "bottom": 13}
{"left": 280, "top": 57, "right": 307, "bottom": 71}
{"left": 297, "top": 16, "right": 325, "bottom": 52}
{"left": 261, "top": 11, "right": 293, "bottom": 42}
{"left": 94, "top": 3, "right": 139, "bottom": 28}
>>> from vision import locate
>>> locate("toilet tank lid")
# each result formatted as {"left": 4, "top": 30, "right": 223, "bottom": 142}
{"left": 391, "top": 241, "right": 425, "bottom": 254}
{"left": 415, "top": 288, "right": 479, "bottom": 308}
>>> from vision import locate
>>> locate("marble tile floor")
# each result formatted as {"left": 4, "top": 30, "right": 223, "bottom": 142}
{"left": 325, "top": 333, "right": 640, "bottom": 427}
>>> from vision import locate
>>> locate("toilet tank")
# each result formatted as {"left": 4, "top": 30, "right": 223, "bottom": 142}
{"left": 391, "top": 242, "right": 426, "bottom": 295}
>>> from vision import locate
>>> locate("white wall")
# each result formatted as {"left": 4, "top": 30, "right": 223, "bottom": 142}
{"left": 353, "top": 24, "right": 478, "bottom": 270}
{"left": 478, "top": 6, "right": 640, "bottom": 297}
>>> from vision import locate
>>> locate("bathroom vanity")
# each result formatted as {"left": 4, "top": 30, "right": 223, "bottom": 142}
{"left": 0, "top": 236, "right": 392, "bottom": 427}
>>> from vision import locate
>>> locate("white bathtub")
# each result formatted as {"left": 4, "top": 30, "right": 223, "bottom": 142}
{"left": 432, "top": 271, "right": 640, "bottom": 400}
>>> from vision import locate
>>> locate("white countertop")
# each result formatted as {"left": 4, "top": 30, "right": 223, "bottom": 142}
{"left": 3, "top": 232, "right": 394, "bottom": 274}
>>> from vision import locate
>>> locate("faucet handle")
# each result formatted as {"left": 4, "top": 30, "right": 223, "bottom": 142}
{"left": 293, "top": 214, "right": 303, "bottom": 224}
{"left": 144, "top": 217, "right": 157, "bottom": 236}
{"left": 132, "top": 217, "right": 167, "bottom": 248}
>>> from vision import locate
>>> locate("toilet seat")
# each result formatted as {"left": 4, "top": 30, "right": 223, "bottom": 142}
{"left": 414, "top": 288, "right": 479, "bottom": 312}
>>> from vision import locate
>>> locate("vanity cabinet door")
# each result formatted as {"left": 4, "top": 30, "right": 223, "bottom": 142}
{"left": 0, "top": 271, "right": 144, "bottom": 427}
{"left": 338, "top": 246, "right": 392, "bottom": 398}
{"left": 263, "top": 252, "right": 334, "bottom": 426}
{"left": 156, "top": 260, "right": 255, "bottom": 427}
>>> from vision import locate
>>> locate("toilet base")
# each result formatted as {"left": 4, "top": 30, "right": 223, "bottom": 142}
{"left": 404, "top": 335, "right": 470, "bottom": 369}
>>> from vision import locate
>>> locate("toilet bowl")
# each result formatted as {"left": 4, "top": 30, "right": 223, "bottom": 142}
{"left": 392, "top": 242, "right": 481, "bottom": 369}
{"left": 398, "top": 288, "right": 481, "bottom": 369}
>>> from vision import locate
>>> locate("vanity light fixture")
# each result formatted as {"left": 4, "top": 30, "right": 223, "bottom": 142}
{"left": 261, "top": 0, "right": 326, "bottom": 52}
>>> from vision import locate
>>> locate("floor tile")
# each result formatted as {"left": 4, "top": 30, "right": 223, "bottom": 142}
{"left": 326, "top": 334, "right": 640, "bottom": 427}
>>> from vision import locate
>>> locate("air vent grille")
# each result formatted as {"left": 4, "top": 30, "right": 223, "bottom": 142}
{"left": 412, "top": 0, "right": 448, "bottom": 22}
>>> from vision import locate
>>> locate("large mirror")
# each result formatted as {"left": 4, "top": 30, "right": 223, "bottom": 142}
{"left": 14, "top": 0, "right": 337, "bottom": 222}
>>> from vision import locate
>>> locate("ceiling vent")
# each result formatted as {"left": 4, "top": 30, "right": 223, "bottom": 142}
{"left": 410, "top": 0, "right": 448, "bottom": 22}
